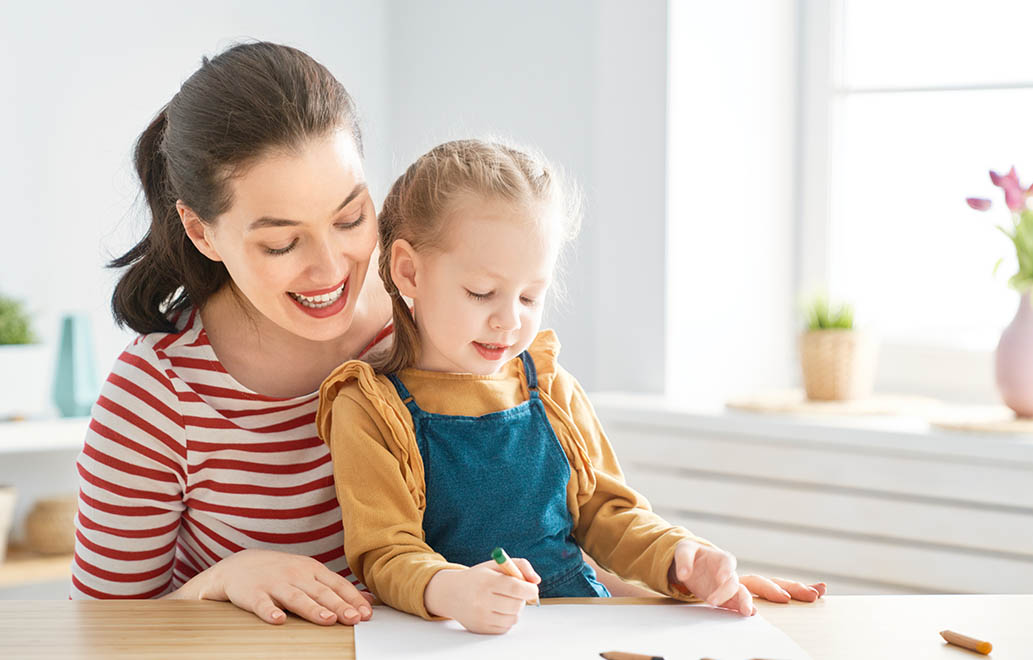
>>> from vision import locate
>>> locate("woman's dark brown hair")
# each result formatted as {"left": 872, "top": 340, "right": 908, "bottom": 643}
{"left": 109, "top": 41, "right": 362, "bottom": 334}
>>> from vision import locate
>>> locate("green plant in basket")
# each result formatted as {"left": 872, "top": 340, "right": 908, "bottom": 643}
{"left": 967, "top": 166, "right": 1033, "bottom": 292}
{"left": 804, "top": 295, "right": 854, "bottom": 331}
{"left": 0, "top": 295, "right": 37, "bottom": 345}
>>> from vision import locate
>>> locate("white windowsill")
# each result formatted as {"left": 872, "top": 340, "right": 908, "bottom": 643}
{"left": 589, "top": 392, "right": 1033, "bottom": 465}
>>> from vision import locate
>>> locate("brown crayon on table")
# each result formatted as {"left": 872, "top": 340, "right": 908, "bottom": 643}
{"left": 940, "top": 629, "right": 993, "bottom": 654}
{"left": 599, "top": 652, "right": 665, "bottom": 660}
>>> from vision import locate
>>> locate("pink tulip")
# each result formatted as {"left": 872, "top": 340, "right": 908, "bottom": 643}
{"left": 967, "top": 197, "right": 992, "bottom": 211}
{"left": 989, "top": 166, "right": 1030, "bottom": 211}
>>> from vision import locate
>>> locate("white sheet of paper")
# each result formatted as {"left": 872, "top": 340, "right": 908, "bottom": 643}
{"left": 355, "top": 603, "right": 812, "bottom": 660}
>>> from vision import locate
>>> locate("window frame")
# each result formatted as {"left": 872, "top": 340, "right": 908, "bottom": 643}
{"left": 795, "top": 0, "right": 1025, "bottom": 404}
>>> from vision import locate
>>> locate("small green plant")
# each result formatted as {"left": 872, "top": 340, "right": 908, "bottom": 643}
{"left": 0, "top": 295, "right": 37, "bottom": 345}
{"left": 804, "top": 295, "right": 854, "bottom": 330}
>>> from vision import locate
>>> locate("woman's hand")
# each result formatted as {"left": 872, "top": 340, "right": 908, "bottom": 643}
{"left": 740, "top": 574, "right": 827, "bottom": 603}
{"left": 166, "top": 549, "right": 374, "bottom": 626}
{"left": 669, "top": 541, "right": 755, "bottom": 616}
{"left": 424, "top": 558, "right": 541, "bottom": 634}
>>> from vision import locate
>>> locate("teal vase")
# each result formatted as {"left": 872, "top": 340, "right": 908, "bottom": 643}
{"left": 52, "top": 314, "right": 100, "bottom": 417}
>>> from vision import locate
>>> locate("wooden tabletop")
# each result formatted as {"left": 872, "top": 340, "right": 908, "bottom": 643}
{"left": 1, "top": 595, "right": 1029, "bottom": 659}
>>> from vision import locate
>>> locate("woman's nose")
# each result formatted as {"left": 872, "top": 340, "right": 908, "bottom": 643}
{"left": 306, "top": 236, "right": 346, "bottom": 283}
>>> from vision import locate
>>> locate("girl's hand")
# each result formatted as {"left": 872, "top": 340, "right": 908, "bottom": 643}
{"left": 740, "top": 574, "right": 828, "bottom": 603}
{"left": 167, "top": 549, "right": 374, "bottom": 626}
{"left": 669, "top": 541, "right": 754, "bottom": 616}
{"left": 424, "top": 558, "right": 541, "bottom": 634}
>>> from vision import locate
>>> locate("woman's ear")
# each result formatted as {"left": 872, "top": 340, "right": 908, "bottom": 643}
{"left": 390, "top": 238, "right": 420, "bottom": 298}
{"left": 176, "top": 200, "right": 222, "bottom": 262}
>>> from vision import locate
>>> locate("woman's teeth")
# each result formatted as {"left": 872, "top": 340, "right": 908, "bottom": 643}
{"left": 289, "top": 283, "right": 345, "bottom": 308}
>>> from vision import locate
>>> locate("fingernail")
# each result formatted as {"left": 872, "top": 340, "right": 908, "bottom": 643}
{"left": 359, "top": 606, "right": 371, "bottom": 617}
{"left": 344, "top": 608, "right": 358, "bottom": 618}
{"left": 780, "top": 588, "right": 792, "bottom": 599}
{"left": 321, "top": 610, "right": 335, "bottom": 619}
{"left": 271, "top": 611, "right": 284, "bottom": 620}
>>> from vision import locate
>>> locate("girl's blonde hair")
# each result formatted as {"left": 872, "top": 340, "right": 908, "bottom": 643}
{"left": 373, "top": 138, "right": 581, "bottom": 374}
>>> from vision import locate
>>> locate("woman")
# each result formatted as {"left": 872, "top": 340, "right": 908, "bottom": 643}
{"left": 74, "top": 41, "right": 825, "bottom": 626}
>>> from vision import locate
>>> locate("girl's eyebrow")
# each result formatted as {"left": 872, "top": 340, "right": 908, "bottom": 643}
{"left": 477, "top": 269, "right": 549, "bottom": 286}
{"left": 247, "top": 182, "right": 368, "bottom": 231}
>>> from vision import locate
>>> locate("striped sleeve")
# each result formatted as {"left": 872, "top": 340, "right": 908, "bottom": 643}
{"left": 71, "top": 338, "right": 188, "bottom": 599}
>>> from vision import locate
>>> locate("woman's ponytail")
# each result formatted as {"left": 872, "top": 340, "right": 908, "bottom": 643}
{"left": 109, "top": 108, "right": 191, "bottom": 334}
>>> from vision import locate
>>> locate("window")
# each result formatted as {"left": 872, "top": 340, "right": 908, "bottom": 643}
{"left": 800, "top": 0, "right": 1033, "bottom": 401}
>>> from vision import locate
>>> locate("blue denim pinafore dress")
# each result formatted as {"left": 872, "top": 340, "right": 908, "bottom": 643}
{"left": 387, "top": 351, "right": 610, "bottom": 598}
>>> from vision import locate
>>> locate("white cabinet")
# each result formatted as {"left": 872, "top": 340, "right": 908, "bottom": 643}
{"left": 592, "top": 394, "right": 1033, "bottom": 594}
{"left": 0, "top": 418, "right": 87, "bottom": 598}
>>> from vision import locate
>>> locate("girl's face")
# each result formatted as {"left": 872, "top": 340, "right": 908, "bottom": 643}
{"left": 185, "top": 130, "right": 379, "bottom": 342}
{"left": 400, "top": 196, "right": 560, "bottom": 375}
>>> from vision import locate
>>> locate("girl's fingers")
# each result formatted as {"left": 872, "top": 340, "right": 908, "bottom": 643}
{"left": 510, "top": 557, "right": 542, "bottom": 584}
{"left": 704, "top": 572, "right": 740, "bottom": 607}
{"left": 490, "top": 573, "right": 540, "bottom": 602}
{"left": 717, "top": 583, "right": 755, "bottom": 616}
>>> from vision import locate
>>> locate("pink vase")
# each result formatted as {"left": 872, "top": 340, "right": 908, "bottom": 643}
{"left": 996, "top": 289, "right": 1033, "bottom": 417}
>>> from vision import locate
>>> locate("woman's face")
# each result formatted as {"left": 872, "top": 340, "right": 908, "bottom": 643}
{"left": 193, "top": 130, "right": 379, "bottom": 342}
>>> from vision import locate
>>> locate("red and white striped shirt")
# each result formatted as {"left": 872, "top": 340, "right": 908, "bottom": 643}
{"left": 72, "top": 308, "right": 393, "bottom": 599}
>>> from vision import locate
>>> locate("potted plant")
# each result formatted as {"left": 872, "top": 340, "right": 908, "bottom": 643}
{"left": 967, "top": 167, "right": 1033, "bottom": 417}
{"left": 0, "top": 294, "right": 49, "bottom": 420}
{"left": 799, "top": 295, "right": 877, "bottom": 401}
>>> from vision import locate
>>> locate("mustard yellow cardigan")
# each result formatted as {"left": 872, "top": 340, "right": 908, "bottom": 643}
{"left": 317, "top": 330, "right": 707, "bottom": 618}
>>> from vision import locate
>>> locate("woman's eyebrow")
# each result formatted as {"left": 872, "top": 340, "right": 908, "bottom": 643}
{"left": 247, "top": 182, "right": 368, "bottom": 231}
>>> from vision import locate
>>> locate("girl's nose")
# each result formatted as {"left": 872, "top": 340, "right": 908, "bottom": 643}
{"left": 491, "top": 300, "right": 521, "bottom": 332}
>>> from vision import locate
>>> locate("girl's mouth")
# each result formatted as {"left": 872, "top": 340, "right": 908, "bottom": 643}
{"left": 473, "top": 341, "right": 510, "bottom": 361}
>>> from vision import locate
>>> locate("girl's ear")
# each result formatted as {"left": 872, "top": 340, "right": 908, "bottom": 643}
{"left": 390, "top": 238, "right": 420, "bottom": 298}
{"left": 177, "top": 200, "right": 222, "bottom": 262}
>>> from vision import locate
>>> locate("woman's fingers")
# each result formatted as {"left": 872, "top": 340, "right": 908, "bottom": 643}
{"left": 741, "top": 574, "right": 827, "bottom": 602}
{"left": 740, "top": 574, "right": 792, "bottom": 603}
{"left": 315, "top": 572, "right": 374, "bottom": 621}
{"left": 248, "top": 593, "right": 287, "bottom": 624}
{"left": 768, "top": 576, "right": 822, "bottom": 602}
{"left": 275, "top": 586, "right": 340, "bottom": 626}
{"left": 307, "top": 581, "right": 364, "bottom": 625}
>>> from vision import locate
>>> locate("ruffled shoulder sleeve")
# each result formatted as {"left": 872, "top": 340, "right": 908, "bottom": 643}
{"left": 525, "top": 329, "right": 561, "bottom": 393}
{"left": 317, "top": 360, "right": 427, "bottom": 510}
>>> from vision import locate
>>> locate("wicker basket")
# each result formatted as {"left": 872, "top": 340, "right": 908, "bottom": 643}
{"left": 25, "top": 494, "right": 78, "bottom": 556}
{"left": 0, "top": 486, "right": 15, "bottom": 563}
{"left": 799, "top": 329, "right": 877, "bottom": 401}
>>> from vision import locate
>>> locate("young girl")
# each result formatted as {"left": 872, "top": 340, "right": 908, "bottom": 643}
{"left": 317, "top": 139, "right": 759, "bottom": 634}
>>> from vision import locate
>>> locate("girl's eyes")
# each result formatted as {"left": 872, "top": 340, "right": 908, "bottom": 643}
{"left": 262, "top": 214, "right": 366, "bottom": 256}
{"left": 465, "top": 289, "right": 538, "bottom": 306}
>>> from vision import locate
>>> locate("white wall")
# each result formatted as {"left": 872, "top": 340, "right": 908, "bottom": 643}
{"left": 666, "top": 0, "right": 798, "bottom": 404}
{"left": 387, "top": 0, "right": 669, "bottom": 391}
{"left": 0, "top": 1, "right": 392, "bottom": 408}
{"left": 1, "top": 0, "right": 674, "bottom": 410}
